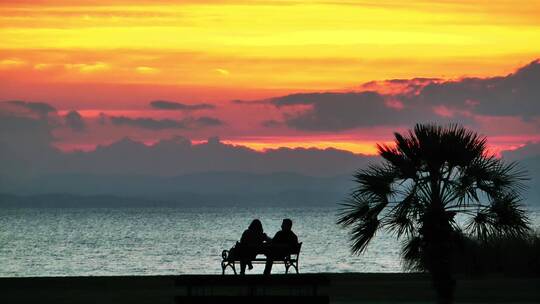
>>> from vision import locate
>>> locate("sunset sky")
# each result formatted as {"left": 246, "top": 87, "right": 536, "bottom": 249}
{"left": 1, "top": 0, "right": 540, "bottom": 155}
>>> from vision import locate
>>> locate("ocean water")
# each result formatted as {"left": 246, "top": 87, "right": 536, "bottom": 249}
{"left": 0, "top": 206, "right": 538, "bottom": 277}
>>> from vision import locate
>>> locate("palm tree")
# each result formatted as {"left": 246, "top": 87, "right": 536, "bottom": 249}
{"left": 338, "top": 124, "right": 530, "bottom": 304}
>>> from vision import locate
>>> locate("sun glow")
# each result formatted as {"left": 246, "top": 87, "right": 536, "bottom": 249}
{"left": 221, "top": 139, "right": 388, "bottom": 155}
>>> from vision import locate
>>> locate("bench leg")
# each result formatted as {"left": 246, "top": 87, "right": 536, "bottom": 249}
{"left": 286, "top": 262, "right": 299, "bottom": 274}
{"left": 221, "top": 261, "right": 238, "bottom": 275}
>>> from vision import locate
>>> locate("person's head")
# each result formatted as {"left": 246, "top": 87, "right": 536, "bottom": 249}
{"left": 281, "top": 218, "right": 293, "bottom": 231}
{"left": 248, "top": 219, "right": 263, "bottom": 233}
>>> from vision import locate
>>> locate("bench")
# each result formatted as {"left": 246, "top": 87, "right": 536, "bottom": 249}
{"left": 221, "top": 242, "right": 302, "bottom": 275}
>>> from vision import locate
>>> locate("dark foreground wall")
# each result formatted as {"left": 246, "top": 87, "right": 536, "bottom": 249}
{"left": 1, "top": 273, "right": 539, "bottom": 304}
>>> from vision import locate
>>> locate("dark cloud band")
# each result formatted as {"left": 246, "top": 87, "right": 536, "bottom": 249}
{"left": 5, "top": 100, "right": 56, "bottom": 116}
{"left": 110, "top": 115, "right": 223, "bottom": 130}
{"left": 261, "top": 59, "right": 540, "bottom": 132}
{"left": 64, "top": 110, "right": 86, "bottom": 132}
{"left": 150, "top": 100, "right": 215, "bottom": 111}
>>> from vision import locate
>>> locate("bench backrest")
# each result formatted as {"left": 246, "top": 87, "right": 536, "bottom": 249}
{"left": 291, "top": 242, "right": 302, "bottom": 255}
{"left": 222, "top": 242, "right": 302, "bottom": 261}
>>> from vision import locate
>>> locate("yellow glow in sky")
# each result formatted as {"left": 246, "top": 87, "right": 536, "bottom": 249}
{"left": 0, "top": 1, "right": 539, "bottom": 91}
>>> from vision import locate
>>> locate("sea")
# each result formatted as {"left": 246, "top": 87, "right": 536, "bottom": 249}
{"left": 1, "top": 206, "right": 539, "bottom": 277}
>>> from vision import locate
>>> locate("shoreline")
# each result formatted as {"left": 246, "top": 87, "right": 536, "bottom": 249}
{"left": 1, "top": 273, "right": 538, "bottom": 303}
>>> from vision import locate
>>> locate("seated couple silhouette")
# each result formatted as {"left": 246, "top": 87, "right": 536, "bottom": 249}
{"left": 236, "top": 218, "right": 298, "bottom": 275}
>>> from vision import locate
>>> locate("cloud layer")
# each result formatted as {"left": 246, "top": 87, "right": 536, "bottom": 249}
{"left": 262, "top": 59, "right": 540, "bottom": 133}
{"left": 150, "top": 100, "right": 215, "bottom": 111}
{"left": 6, "top": 100, "right": 56, "bottom": 117}
{"left": 411, "top": 59, "right": 540, "bottom": 118}
{"left": 2, "top": 60, "right": 540, "bottom": 156}
{"left": 64, "top": 110, "right": 86, "bottom": 132}
{"left": 109, "top": 115, "right": 223, "bottom": 130}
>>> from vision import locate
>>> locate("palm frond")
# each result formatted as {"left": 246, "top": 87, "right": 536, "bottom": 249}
{"left": 472, "top": 157, "right": 528, "bottom": 198}
{"left": 352, "top": 164, "right": 397, "bottom": 200}
{"left": 401, "top": 236, "right": 426, "bottom": 271}
{"left": 337, "top": 197, "right": 370, "bottom": 227}
{"left": 349, "top": 217, "right": 380, "bottom": 254}
{"left": 385, "top": 214, "right": 416, "bottom": 238}
{"left": 488, "top": 192, "right": 530, "bottom": 237}
{"left": 465, "top": 210, "right": 494, "bottom": 240}
{"left": 466, "top": 192, "right": 530, "bottom": 240}
{"left": 384, "top": 187, "right": 421, "bottom": 237}
{"left": 440, "top": 123, "right": 486, "bottom": 167}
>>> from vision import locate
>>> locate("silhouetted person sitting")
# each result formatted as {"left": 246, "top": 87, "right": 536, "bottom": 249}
{"left": 238, "top": 219, "right": 270, "bottom": 275}
{"left": 264, "top": 218, "right": 298, "bottom": 275}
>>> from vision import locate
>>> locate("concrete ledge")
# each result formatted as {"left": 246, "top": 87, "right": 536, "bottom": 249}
{"left": 1, "top": 273, "right": 538, "bottom": 303}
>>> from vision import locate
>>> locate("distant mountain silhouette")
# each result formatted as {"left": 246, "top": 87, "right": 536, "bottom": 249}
{"left": 502, "top": 143, "right": 540, "bottom": 205}
{"left": 518, "top": 155, "right": 540, "bottom": 205}
{"left": 0, "top": 132, "right": 373, "bottom": 181}
{"left": 1, "top": 121, "right": 540, "bottom": 207}
{"left": 0, "top": 172, "right": 355, "bottom": 207}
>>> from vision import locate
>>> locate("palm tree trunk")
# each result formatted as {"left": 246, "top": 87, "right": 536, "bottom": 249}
{"left": 423, "top": 204, "right": 457, "bottom": 304}
{"left": 429, "top": 245, "right": 456, "bottom": 304}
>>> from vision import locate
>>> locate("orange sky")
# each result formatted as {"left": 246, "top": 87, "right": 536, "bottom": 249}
{"left": 1, "top": 0, "right": 540, "bottom": 154}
